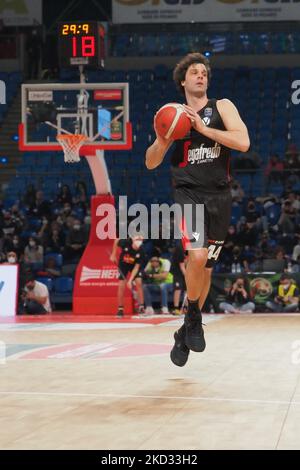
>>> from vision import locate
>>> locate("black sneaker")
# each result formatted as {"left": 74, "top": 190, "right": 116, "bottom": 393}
{"left": 170, "top": 325, "right": 190, "bottom": 367}
{"left": 116, "top": 308, "right": 124, "bottom": 318}
{"left": 184, "top": 303, "right": 206, "bottom": 352}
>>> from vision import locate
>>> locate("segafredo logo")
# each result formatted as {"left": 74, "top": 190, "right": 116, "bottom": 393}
{"left": 0, "top": 80, "right": 6, "bottom": 105}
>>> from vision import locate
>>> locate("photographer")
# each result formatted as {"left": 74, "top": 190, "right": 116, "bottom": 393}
{"left": 220, "top": 276, "right": 255, "bottom": 314}
{"left": 266, "top": 275, "right": 299, "bottom": 313}
{"left": 20, "top": 273, "right": 52, "bottom": 315}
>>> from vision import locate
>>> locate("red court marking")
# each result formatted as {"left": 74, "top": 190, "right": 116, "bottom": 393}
{"left": 0, "top": 313, "right": 176, "bottom": 325}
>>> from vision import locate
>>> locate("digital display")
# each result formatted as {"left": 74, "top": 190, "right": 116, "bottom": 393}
{"left": 58, "top": 21, "right": 105, "bottom": 68}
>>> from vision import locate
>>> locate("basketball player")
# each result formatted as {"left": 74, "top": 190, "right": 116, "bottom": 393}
{"left": 110, "top": 235, "right": 145, "bottom": 317}
{"left": 145, "top": 53, "right": 250, "bottom": 366}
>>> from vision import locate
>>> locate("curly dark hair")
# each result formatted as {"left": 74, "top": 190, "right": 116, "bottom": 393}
{"left": 173, "top": 52, "right": 211, "bottom": 96}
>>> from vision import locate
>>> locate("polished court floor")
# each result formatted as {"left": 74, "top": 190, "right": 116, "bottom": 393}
{"left": 0, "top": 313, "right": 300, "bottom": 450}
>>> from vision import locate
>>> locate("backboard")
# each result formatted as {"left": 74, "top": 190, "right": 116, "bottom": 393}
{"left": 19, "top": 83, "right": 132, "bottom": 155}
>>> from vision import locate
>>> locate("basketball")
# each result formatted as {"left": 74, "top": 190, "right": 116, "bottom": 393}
{"left": 155, "top": 103, "right": 191, "bottom": 140}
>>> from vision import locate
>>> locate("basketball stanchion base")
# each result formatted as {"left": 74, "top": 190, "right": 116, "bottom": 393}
{"left": 72, "top": 195, "right": 133, "bottom": 316}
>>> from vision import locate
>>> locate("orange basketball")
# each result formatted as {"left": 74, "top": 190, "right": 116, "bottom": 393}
{"left": 155, "top": 103, "right": 191, "bottom": 140}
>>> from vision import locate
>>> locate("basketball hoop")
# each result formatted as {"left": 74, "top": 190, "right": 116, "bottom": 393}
{"left": 57, "top": 133, "right": 87, "bottom": 163}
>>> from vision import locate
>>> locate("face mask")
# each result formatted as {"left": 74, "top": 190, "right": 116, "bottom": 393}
{"left": 29, "top": 241, "right": 36, "bottom": 247}
{"left": 73, "top": 225, "right": 80, "bottom": 231}
{"left": 8, "top": 257, "right": 16, "bottom": 264}
{"left": 133, "top": 240, "right": 143, "bottom": 248}
{"left": 84, "top": 216, "right": 91, "bottom": 225}
{"left": 13, "top": 239, "right": 18, "bottom": 245}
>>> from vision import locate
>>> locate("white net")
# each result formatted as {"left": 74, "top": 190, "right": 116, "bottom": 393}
{"left": 57, "top": 134, "right": 87, "bottom": 163}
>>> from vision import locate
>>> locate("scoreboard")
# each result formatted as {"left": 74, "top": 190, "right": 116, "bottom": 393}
{"left": 58, "top": 21, "right": 105, "bottom": 68}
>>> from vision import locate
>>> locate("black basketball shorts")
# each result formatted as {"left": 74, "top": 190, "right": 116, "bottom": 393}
{"left": 173, "top": 186, "right": 232, "bottom": 267}
{"left": 118, "top": 263, "right": 143, "bottom": 281}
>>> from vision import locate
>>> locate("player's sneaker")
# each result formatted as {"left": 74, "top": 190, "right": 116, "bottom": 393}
{"left": 184, "top": 301, "right": 206, "bottom": 352}
{"left": 170, "top": 324, "right": 190, "bottom": 367}
{"left": 172, "top": 308, "right": 183, "bottom": 316}
{"left": 116, "top": 308, "right": 124, "bottom": 318}
{"left": 161, "top": 307, "right": 170, "bottom": 314}
{"left": 145, "top": 306, "right": 154, "bottom": 315}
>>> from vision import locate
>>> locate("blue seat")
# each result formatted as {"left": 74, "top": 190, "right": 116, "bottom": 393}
{"left": 44, "top": 253, "right": 63, "bottom": 268}
{"left": 36, "top": 277, "right": 53, "bottom": 292}
{"left": 54, "top": 277, "right": 73, "bottom": 293}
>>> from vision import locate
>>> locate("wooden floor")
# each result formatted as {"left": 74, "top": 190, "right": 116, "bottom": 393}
{"left": 0, "top": 313, "right": 300, "bottom": 450}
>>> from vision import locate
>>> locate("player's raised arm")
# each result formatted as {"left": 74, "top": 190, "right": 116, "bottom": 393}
{"left": 183, "top": 99, "right": 250, "bottom": 152}
{"left": 145, "top": 118, "right": 173, "bottom": 170}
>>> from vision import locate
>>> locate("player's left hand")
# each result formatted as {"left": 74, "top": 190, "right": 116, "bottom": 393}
{"left": 183, "top": 105, "right": 205, "bottom": 133}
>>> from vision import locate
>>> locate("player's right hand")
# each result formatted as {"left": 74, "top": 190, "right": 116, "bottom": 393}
{"left": 110, "top": 254, "right": 117, "bottom": 264}
{"left": 154, "top": 114, "right": 172, "bottom": 146}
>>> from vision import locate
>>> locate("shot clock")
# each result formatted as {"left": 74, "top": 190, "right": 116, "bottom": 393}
{"left": 58, "top": 21, "right": 105, "bottom": 68}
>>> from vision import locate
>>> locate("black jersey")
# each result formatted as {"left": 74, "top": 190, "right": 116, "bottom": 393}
{"left": 118, "top": 239, "right": 144, "bottom": 267}
{"left": 170, "top": 99, "right": 231, "bottom": 193}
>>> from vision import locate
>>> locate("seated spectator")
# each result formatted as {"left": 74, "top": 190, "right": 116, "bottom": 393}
{"left": 56, "top": 184, "right": 72, "bottom": 205}
{"left": 37, "top": 216, "right": 52, "bottom": 248}
{"left": 20, "top": 272, "right": 52, "bottom": 315}
{"left": 265, "top": 154, "right": 284, "bottom": 188}
{"left": 23, "top": 184, "right": 36, "bottom": 208}
{"left": 237, "top": 221, "right": 258, "bottom": 247}
{"left": 47, "top": 223, "right": 65, "bottom": 253}
{"left": 37, "top": 256, "right": 61, "bottom": 278}
{"left": 64, "top": 219, "right": 87, "bottom": 261}
{"left": 73, "top": 181, "right": 88, "bottom": 208}
{"left": 266, "top": 274, "right": 299, "bottom": 313}
{"left": 24, "top": 236, "right": 44, "bottom": 270}
{"left": 231, "top": 180, "right": 245, "bottom": 204}
{"left": 235, "top": 147, "right": 261, "bottom": 170}
{"left": 11, "top": 234, "right": 25, "bottom": 260}
{"left": 292, "top": 231, "right": 300, "bottom": 261}
{"left": 219, "top": 277, "right": 255, "bottom": 314}
{"left": 28, "top": 190, "right": 52, "bottom": 219}
{"left": 143, "top": 256, "right": 173, "bottom": 314}
{"left": 278, "top": 200, "right": 297, "bottom": 234}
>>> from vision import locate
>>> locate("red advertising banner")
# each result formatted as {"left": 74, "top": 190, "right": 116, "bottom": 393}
{"left": 73, "top": 195, "right": 133, "bottom": 315}
{"left": 94, "top": 89, "right": 122, "bottom": 100}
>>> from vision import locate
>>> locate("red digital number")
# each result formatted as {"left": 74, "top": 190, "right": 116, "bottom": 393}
{"left": 82, "top": 36, "right": 95, "bottom": 57}
{"left": 72, "top": 37, "right": 77, "bottom": 57}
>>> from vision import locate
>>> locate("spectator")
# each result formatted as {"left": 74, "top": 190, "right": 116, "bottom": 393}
{"left": 37, "top": 216, "right": 52, "bottom": 248}
{"left": 143, "top": 256, "right": 173, "bottom": 314}
{"left": 231, "top": 180, "right": 245, "bottom": 204}
{"left": 278, "top": 200, "right": 297, "bottom": 234}
{"left": 170, "top": 242, "right": 186, "bottom": 315}
{"left": 27, "top": 29, "right": 41, "bottom": 79}
{"left": 27, "top": 190, "right": 51, "bottom": 219}
{"left": 64, "top": 219, "right": 87, "bottom": 261}
{"left": 21, "top": 273, "right": 52, "bottom": 315}
{"left": 47, "top": 223, "right": 65, "bottom": 254}
{"left": 265, "top": 154, "right": 284, "bottom": 188}
{"left": 56, "top": 184, "right": 72, "bottom": 205}
{"left": 23, "top": 184, "right": 36, "bottom": 208}
{"left": 266, "top": 274, "right": 299, "bottom": 313}
{"left": 219, "top": 277, "right": 255, "bottom": 314}
{"left": 73, "top": 181, "right": 88, "bottom": 207}
{"left": 110, "top": 235, "right": 145, "bottom": 317}
{"left": 37, "top": 256, "right": 61, "bottom": 278}
{"left": 292, "top": 231, "right": 300, "bottom": 261}
{"left": 24, "top": 236, "right": 44, "bottom": 270}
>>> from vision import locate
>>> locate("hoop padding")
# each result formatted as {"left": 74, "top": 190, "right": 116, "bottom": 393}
{"left": 57, "top": 134, "right": 87, "bottom": 163}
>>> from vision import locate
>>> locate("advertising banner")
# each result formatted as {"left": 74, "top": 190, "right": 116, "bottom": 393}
{"left": 113, "top": 0, "right": 300, "bottom": 24}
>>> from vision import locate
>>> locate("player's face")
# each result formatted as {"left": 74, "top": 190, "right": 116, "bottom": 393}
{"left": 181, "top": 63, "right": 208, "bottom": 97}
